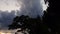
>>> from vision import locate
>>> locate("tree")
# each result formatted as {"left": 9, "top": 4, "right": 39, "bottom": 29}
{"left": 43, "top": 0, "right": 60, "bottom": 34}
{"left": 9, "top": 14, "right": 59, "bottom": 34}
{"left": 8, "top": 15, "right": 49, "bottom": 34}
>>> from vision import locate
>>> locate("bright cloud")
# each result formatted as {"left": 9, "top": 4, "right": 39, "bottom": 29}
{"left": 40, "top": 0, "right": 49, "bottom": 11}
{"left": 0, "top": 0, "right": 21, "bottom": 12}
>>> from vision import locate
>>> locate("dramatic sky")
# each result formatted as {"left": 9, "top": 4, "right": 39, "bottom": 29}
{"left": 0, "top": 0, "right": 49, "bottom": 30}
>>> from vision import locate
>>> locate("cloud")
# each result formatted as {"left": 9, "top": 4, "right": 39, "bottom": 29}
{"left": 17, "top": 0, "right": 43, "bottom": 18}
{"left": 0, "top": 0, "right": 49, "bottom": 29}
{"left": 0, "top": 10, "right": 16, "bottom": 29}
{"left": 0, "top": 0, "right": 21, "bottom": 12}
{"left": 17, "top": 0, "right": 49, "bottom": 18}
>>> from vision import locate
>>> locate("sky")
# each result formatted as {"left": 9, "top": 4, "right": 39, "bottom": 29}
{"left": 0, "top": 0, "right": 49, "bottom": 31}
{"left": 0, "top": 0, "right": 21, "bottom": 12}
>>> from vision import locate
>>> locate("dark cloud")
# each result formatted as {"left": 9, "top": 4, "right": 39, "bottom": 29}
{"left": 18, "top": 0, "right": 43, "bottom": 18}
{"left": 0, "top": 10, "right": 16, "bottom": 29}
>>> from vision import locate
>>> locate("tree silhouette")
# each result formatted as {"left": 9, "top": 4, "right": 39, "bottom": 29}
{"left": 43, "top": 0, "right": 60, "bottom": 34}
{"left": 8, "top": 15, "right": 49, "bottom": 34}
{"left": 8, "top": 15, "right": 41, "bottom": 34}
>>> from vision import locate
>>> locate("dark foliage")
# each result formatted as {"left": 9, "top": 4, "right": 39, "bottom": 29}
{"left": 8, "top": 15, "right": 49, "bottom": 34}
{"left": 43, "top": 0, "right": 60, "bottom": 34}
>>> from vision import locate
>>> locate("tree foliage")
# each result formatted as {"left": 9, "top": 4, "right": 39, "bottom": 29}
{"left": 8, "top": 15, "right": 49, "bottom": 34}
